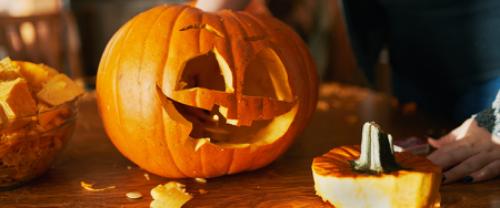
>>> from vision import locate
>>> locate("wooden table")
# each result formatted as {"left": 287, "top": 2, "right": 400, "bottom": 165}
{"left": 1, "top": 83, "right": 499, "bottom": 207}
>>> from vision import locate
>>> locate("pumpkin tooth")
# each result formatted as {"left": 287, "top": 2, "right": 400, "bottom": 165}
{"left": 226, "top": 118, "right": 253, "bottom": 126}
{"left": 211, "top": 114, "right": 219, "bottom": 122}
{"left": 226, "top": 119, "right": 239, "bottom": 126}
{"left": 194, "top": 139, "right": 210, "bottom": 152}
{"left": 218, "top": 106, "right": 230, "bottom": 119}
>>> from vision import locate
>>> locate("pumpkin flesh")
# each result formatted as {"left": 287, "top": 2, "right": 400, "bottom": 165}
{"left": 312, "top": 122, "right": 441, "bottom": 208}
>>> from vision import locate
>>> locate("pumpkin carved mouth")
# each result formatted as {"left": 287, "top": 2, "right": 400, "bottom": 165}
{"left": 168, "top": 97, "right": 275, "bottom": 143}
{"left": 159, "top": 89, "right": 298, "bottom": 146}
{"left": 159, "top": 49, "right": 298, "bottom": 146}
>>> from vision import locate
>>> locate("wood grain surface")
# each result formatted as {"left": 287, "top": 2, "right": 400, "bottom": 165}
{"left": 0, "top": 83, "right": 498, "bottom": 208}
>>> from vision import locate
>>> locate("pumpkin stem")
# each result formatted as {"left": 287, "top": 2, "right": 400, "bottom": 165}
{"left": 351, "top": 122, "right": 403, "bottom": 174}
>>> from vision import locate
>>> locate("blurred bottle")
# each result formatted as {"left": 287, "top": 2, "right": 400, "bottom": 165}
{"left": 0, "top": 0, "right": 83, "bottom": 80}
{"left": 69, "top": 0, "right": 184, "bottom": 88}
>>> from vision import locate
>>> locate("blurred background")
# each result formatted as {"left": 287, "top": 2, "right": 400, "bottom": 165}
{"left": 0, "top": 0, "right": 389, "bottom": 91}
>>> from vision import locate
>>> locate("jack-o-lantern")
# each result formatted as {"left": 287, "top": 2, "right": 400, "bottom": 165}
{"left": 96, "top": 4, "right": 318, "bottom": 178}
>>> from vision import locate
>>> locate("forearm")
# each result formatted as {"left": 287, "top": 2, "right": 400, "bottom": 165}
{"left": 196, "top": 0, "right": 251, "bottom": 12}
{"left": 474, "top": 90, "right": 500, "bottom": 137}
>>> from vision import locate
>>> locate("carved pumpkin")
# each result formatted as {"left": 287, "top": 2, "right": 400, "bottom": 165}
{"left": 312, "top": 122, "right": 441, "bottom": 208}
{"left": 96, "top": 4, "right": 317, "bottom": 178}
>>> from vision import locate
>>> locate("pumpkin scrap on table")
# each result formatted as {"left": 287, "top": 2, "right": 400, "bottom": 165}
{"left": 198, "top": 188, "right": 208, "bottom": 194}
{"left": 312, "top": 122, "right": 441, "bottom": 208}
{"left": 194, "top": 177, "right": 207, "bottom": 184}
{"left": 80, "top": 181, "right": 116, "bottom": 192}
{"left": 150, "top": 181, "right": 192, "bottom": 208}
{"left": 144, "top": 173, "right": 151, "bottom": 181}
{"left": 126, "top": 191, "right": 143, "bottom": 199}
{"left": 96, "top": 4, "right": 318, "bottom": 178}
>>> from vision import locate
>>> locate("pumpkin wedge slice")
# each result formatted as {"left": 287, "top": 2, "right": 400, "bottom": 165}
{"left": 312, "top": 122, "right": 441, "bottom": 208}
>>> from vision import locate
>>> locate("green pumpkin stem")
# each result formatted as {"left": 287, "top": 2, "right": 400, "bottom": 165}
{"left": 351, "top": 122, "right": 403, "bottom": 174}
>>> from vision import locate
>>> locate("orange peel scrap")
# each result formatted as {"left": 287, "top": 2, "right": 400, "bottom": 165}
{"left": 194, "top": 177, "right": 207, "bottom": 184}
{"left": 150, "top": 181, "right": 192, "bottom": 208}
{"left": 80, "top": 181, "right": 116, "bottom": 192}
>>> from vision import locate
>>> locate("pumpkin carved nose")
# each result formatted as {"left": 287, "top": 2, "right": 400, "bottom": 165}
{"left": 170, "top": 88, "right": 295, "bottom": 126}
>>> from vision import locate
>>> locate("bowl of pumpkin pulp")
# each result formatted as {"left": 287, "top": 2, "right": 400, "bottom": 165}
{"left": 0, "top": 58, "right": 83, "bottom": 189}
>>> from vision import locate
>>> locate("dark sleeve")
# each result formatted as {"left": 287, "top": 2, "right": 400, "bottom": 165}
{"left": 341, "top": 0, "right": 387, "bottom": 84}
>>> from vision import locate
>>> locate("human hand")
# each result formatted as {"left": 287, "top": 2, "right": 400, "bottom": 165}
{"left": 427, "top": 118, "right": 500, "bottom": 184}
{"left": 195, "top": 0, "right": 251, "bottom": 12}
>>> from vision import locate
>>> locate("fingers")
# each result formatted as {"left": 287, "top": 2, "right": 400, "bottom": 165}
{"left": 426, "top": 117, "right": 500, "bottom": 184}
{"left": 442, "top": 152, "right": 491, "bottom": 184}
{"left": 427, "top": 139, "right": 476, "bottom": 169}
{"left": 470, "top": 160, "right": 500, "bottom": 182}
{"left": 468, "top": 148, "right": 500, "bottom": 182}
{"left": 196, "top": 0, "right": 251, "bottom": 12}
{"left": 428, "top": 133, "right": 457, "bottom": 148}
{"left": 493, "top": 134, "right": 500, "bottom": 145}
{"left": 427, "top": 118, "right": 472, "bottom": 148}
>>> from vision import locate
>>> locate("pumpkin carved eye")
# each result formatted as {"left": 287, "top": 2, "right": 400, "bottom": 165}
{"left": 243, "top": 48, "right": 293, "bottom": 102}
{"left": 177, "top": 51, "right": 226, "bottom": 92}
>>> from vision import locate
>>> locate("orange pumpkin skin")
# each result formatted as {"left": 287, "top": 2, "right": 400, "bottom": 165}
{"left": 96, "top": 4, "right": 318, "bottom": 178}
